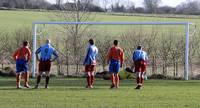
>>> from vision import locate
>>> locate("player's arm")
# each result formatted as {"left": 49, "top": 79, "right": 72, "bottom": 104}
{"left": 106, "top": 48, "right": 111, "bottom": 65}
{"left": 120, "top": 49, "right": 124, "bottom": 68}
{"left": 132, "top": 51, "right": 136, "bottom": 62}
{"left": 83, "top": 47, "right": 91, "bottom": 65}
{"left": 144, "top": 52, "right": 149, "bottom": 63}
{"left": 131, "top": 51, "right": 136, "bottom": 68}
{"left": 35, "top": 47, "right": 41, "bottom": 61}
{"left": 27, "top": 48, "right": 32, "bottom": 62}
{"left": 51, "top": 50, "right": 59, "bottom": 62}
{"left": 13, "top": 49, "right": 19, "bottom": 61}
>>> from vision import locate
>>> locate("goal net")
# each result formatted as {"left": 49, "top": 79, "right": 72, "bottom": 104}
{"left": 32, "top": 22, "right": 197, "bottom": 80}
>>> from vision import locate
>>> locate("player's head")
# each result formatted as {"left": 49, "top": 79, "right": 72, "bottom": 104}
{"left": 46, "top": 39, "right": 51, "bottom": 44}
{"left": 113, "top": 40, "right": 118, "bottom": 46}
{"left": 89, "top": 39, "right": 94, "bottom": 45}
{"left": 137, "top": 45, "right": 142, "bottom": 50}
{"left": 23, "top": 41, "right": 29, "bottom": 46}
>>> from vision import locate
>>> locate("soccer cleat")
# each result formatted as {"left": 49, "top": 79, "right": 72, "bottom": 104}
{"left": 45, "top": 85, "right": 49, "bottom": 89}
{"left": 116, "top": 85, "right": 119, "bottom": 89}
{"left": 34, "top": 85, "right": 39, "bottom": 89}
{"left": 17, "top": 85, "right": 22, "bottom": 89}
{"left": 89, "top": 85, "right": 93, "bottom": 89}
{"left": 24, "top": 84, "right": 31, "bottom": 88}
{"left": 86, "top": 85, "right": 93, "bottom": 89}
{"left": 135, "top": 85, "right": 141, "bottom": 90}
{"left": 110, "top": 84, "right": 115, "bottom": 89}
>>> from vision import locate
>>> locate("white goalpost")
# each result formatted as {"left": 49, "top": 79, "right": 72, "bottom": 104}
{"left": 32, "top": 21, "right": 194, "bottom": 80}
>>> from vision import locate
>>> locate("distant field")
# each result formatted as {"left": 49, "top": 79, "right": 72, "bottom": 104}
{"left": 0, "top": 10, "right": 199, "bottom": 33}
{"left": 0, "top": 77, "right": 200, "bottom": 108}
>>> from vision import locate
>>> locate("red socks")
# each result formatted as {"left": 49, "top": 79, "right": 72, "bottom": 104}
{"left": 87, "top": 76, "right": 91, "bottom": 86}
{"left": 91, "top": 75, "right": 94, "bottom": 86}
{"left": 24, "top": 72, "right": 29, "bottom": 86}
{"left": 16, "top": 74, "right": 20, "bottom": 87}
{"left": 110, "top": 74, "right": 115, "bottom": 86}
{"left": 115, "top": 75, "right": 119, "bottom": 88}
{"left": 136, "top": 72, "right": 144, "bottom": 86}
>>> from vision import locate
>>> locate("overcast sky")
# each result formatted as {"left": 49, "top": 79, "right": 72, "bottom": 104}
{"left": 47, "top": 0, "right": 186, "bottom": 7}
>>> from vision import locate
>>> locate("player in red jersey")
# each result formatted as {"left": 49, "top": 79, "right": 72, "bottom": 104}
{"left": 13, "top": 41, "right": 31, "bottom": 89}
{"left": 107, "top": 40, "right": 124, "bottom": 89}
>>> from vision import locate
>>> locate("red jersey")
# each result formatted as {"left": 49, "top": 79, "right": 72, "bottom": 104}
{"left": 107, "top": 46, "right": 124, "bottom": 65}
{"left": 13, "top": 46, "right": 31, "bottom": 61}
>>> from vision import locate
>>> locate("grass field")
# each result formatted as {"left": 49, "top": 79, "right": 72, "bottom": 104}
{"left": 0, "top": 77, "right": 200, "bottom": 108}
{"left": 1, "top": 10, "right": 200, "bottom": 32}
{"left": 1, "top": 10, "right": 200, "bottom": 108}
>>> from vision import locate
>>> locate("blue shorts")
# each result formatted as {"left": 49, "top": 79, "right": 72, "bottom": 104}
{"left": 109, "top": 59, "right": 120, "bottom": 74}
{"left": 16, "top": 59, "right": 29, "bottom": 73}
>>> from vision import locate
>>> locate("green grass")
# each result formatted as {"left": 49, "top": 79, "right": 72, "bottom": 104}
{"left": 0, "top": 10, "right": 200, "bottom": 33}
{"left": 0, "top": 77, "right": 200, "bottom": 108}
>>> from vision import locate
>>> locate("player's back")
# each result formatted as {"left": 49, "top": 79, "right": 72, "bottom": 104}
{"left": 133, "top": 50, "right": 147, "bottom": 61}
{"left": 84, "top": 45, "right": 98, "bottom": 65}
{"left": 39, "top": 44, "right": 55, "bottom": 61}
{"left": 108, "top": 46, "right": 123, "bottom": 61}
{"left": 13, "top": 46, "right": 31, "bottom": 61}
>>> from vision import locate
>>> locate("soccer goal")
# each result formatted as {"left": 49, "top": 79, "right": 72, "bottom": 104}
{"left": 32, "top": 21, "right": 195, "bottom": 80}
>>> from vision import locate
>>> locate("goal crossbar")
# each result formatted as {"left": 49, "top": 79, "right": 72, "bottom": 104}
{"left": 32, "top": 21, "right": 194, "bottom": 80}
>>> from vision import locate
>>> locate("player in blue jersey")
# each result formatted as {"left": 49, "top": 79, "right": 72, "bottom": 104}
{"left": 132, "top": 45, "right": 148, "bottom": 89}
{"left": 34, "top": 39, "right": 58, "bottom": 89}
{"left": 83, "top": 39, "right": 98, "bottom": 88}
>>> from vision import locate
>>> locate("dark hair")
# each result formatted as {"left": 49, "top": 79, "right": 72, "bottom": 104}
{"left": 89, "top": 39, "right": 94, "bottom": 45}
{"left": 23, "top": 41, "right": 29, "bottom": 46}
{"left": 137, "top": 45, "right": 142, "bottom": 50}
{"left": 113, "top": 40, "right": 118, "bottom": 46}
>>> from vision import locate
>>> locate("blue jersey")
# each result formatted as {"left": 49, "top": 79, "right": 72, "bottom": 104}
{"left": 83, "top": 45, "right": 98, "bottom": 65}
{"left": 132, "top": 49, "right": 148, "bottom": 62}
{"left": 36, "top": 44, "right": 58, "bottom": 61}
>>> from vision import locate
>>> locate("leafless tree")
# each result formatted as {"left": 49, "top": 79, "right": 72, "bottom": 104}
{"left": 56, "top": 0, "right": 63, "bottom": 10}
{"left": 53, "top": 0, "right": 95, "bottom": 76}
{"left": 143, "top": 0, "right": 161, "bottom": 13}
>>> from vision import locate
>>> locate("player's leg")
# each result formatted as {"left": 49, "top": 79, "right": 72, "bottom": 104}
{"left": 134, "top": 62, "right": 140, "bottom": 88}
{"left": 16, "top": 73, "right": 22, "bottom": 89}
{"left": 45, "top": 71, "right": 50, "bottom": 89}
{"left": 85, "top": 65, "right": 91, "bottom": 88}
{"left": 23, "top": 61, "right": 30, "bottom": 88}
{"left": 34, "top": 71, "right": 42, "bottom": 89}
{"left": 109, "top": 60, "right": 115, "bottom": 88}
{"left": 110, "top": 73, "right": 115, "bottom": 88}
{"left": 44, "top": 60, "right": 51, "bottom": 89}
{"left": 140, "top": 61, "right": 147, "bottom": 86}
{"left": 90, "top": 65, "right": 95, "bottom": 88}
{"left": 90, "top": 72, "right": 94, "bottom": 88}
{"left": 34, "top": 61, "right": 43, "bottom": 89}
{"left": 141, "top": 72, "right": 145, "bottom": 86}
{"left": 16, "top": 60, "right": 22, "bottom": 89}
{"left": 87, "top": 72, "right": 91, "bottom": 88}
{"left": 135, "top": 61, "right": 142, "bottom": 89}
{"left": 23, "top": 72, "right": 30, "bottom": 88}
{"left": 114, "top": 62, "right": 120, "bottom": 88}
{"left": 115, "top": 73, "right": 119, "bottom": 88}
